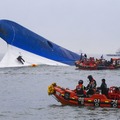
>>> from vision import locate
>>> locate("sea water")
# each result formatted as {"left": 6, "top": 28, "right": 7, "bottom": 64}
{"left": 0, "top": 65, "right": 120, "bottom": 120}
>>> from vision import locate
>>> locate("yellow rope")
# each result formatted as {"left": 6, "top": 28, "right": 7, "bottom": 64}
{"left": 48, "top": 83, "right": 56, "bottom": 95}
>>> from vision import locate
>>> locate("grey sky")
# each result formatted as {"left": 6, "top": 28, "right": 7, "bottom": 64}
{"left": 0, "top": 0, "right": 120, "bottom": 54}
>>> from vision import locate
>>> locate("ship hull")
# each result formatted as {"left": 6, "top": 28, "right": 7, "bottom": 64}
{"left": 0, "top": 20, "right": 80, "bottom": 67}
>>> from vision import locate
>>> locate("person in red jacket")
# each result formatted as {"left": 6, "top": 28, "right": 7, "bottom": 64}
{"left": 76, "top": 80, "right": 86, "bottom": 97}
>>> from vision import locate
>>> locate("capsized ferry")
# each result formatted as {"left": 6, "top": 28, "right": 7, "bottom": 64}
{"left": 0, "top": 19, "right": 80, "bottom": 68}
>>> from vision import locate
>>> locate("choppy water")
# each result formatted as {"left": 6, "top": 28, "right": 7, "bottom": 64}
{"left": 0, "top": 65, "right": 120, "bottom": 120}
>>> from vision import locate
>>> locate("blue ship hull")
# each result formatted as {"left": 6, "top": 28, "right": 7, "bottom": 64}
{"left": 0, "top": 20, "right": 80, "bottom": 66}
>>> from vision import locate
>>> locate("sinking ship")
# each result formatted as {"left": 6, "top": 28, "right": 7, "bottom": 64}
{"left": 0, "top": 20, "right": 80, "bottom": 68}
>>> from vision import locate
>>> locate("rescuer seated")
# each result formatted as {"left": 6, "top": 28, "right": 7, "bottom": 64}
{"left": 75, "top": 80, "right": 86, "bottom": 97}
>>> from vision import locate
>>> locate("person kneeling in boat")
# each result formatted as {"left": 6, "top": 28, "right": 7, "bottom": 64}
{"left": 86, "top": 75, "right": 97, "bottom": 96}
{"left": 75, "top": 80, "right": 86, "bottom": 97}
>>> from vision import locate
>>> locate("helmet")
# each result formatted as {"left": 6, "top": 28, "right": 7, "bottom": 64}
{"left": 78, "top": 80, "right": 83, "bottom": 84}
{"left": 87, "top": 75, "right": 93, "bottom": 80}
{"left": 102, "top": 79, "right": 105, "bottom": 82}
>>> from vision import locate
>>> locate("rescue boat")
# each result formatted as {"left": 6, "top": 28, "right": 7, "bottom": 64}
{"left": 75, "top": 57, "right": 120, "bottom": 70}
{"left": 48, "top": 83, "right": 120, "bottom": 108}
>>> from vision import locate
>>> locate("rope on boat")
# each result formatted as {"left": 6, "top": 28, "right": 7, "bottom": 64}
{"left": 48, "top": 83, "right": 56, "bottom": 95}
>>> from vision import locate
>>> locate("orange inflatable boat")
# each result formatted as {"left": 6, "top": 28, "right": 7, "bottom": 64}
{"left": 48, "top": 83, "right": 120, "bottom": 108}
{"left": 75, "top": 57, "right": 120, "bottom": 70}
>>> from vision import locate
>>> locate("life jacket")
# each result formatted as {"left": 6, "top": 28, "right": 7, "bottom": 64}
{"left": 76, "top": 84, "right": 85, "bottom": 95}
{"left": 88, "top": 79, "right": 96, "bottom": 89}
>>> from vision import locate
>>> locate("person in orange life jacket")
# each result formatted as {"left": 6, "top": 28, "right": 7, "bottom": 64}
{"left": 76, "top": 80, "right": 86, "bottom": 97}
{"left": 86, "top": 75, "right": 97, "bottom": 95}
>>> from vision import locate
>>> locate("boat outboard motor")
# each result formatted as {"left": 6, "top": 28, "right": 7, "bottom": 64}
{"left": 64, "top": 92, "right": 70, "bottom": 100}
